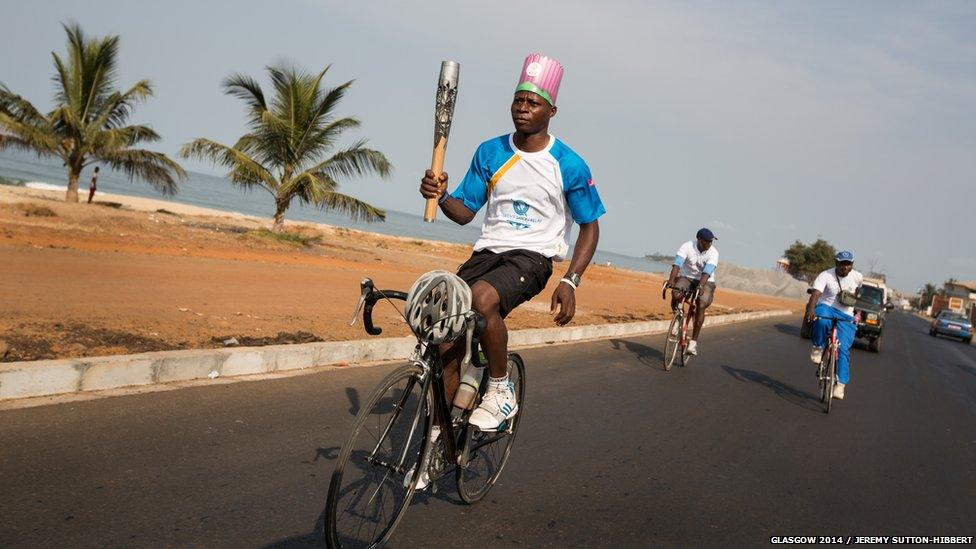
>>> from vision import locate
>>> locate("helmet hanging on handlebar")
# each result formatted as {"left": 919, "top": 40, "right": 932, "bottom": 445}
{"left": 405, "top": 270, "right": 472, "bottom": 344}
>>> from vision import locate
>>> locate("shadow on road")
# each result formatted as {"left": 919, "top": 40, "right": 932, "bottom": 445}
{"left": 609, "top": 338, "right": 665, "bottom": 370}
{"left": 345, "top": 387, "right": 360, "bottom": 416}
{"left": 265, "top": 452, "right": 462, "bottom": 548}
{"left": 263, "top": 509, "right": 326, "bottom": 548}
{"left": 722, "top": 365, "right": 822, "bottom": 412}
{"left": 957, "top": 364, "right": 976, "bottom": 378}
{"left": 774, "top": 323, "right": 800, "bottom": 337}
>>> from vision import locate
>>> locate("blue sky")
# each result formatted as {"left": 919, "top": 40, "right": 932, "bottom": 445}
{"left": 2, "top": 0, "right": 974, "bottom": 292}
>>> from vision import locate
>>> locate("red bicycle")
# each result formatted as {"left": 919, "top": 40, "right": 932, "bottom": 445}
{"left": 662, "top": 281, "right": 701, "bottom": 371}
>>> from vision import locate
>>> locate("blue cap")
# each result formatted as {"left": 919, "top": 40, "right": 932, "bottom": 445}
{"left": 836, "top": 250, "right": 854, "bottom": 263}
{"left": 696, "top": 228, "right": 717, "bottom": 241}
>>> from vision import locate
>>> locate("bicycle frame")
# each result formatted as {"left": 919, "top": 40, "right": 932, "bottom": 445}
{"left": 814, "top": 316, "right": 851, "bottom": 377}
{"left": 668, "top": 282, "right": 701, "bottom": 352}
{"left": 349, "top": 278, "right": 502, "bottom": 478}
{"left": 680, "top": 290, "right": 699, "bottom": 349}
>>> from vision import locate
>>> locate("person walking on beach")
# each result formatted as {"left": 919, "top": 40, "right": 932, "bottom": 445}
{"left": 419, "top": 53, "right": 605, "bottom": 434}
{"left": 87, "top": 166, "right": 99, "bottom": 204}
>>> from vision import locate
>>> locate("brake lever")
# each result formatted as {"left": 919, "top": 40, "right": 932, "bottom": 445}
{"left": 349, "top": 278, "right": 374, "bottom": 326}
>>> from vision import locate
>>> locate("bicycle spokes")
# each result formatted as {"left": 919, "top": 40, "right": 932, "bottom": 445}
{"left": 327, "top": 365, "right": 429, "bottom": 548}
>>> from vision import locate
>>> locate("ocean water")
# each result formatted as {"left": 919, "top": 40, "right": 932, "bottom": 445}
{"left": 0, "top": 150, "right": 666, "bottom": 275}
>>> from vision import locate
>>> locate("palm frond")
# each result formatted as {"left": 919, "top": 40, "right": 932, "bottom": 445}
{"left": 296, "top": 116, "right": 360, "bottom": 164}
{"left": 88, "top": 124, "right": 161, "bottom": 151}
{"left": 97, "top": 80, "right": 154, "bottom": 130}
{"left": 179, "top": 137, "right": 277, "bottom": 191}
{"left": 223, "top": 73, "right": 268, "bottom": 126}
{"left": 0, "top": 112, "right": 60, "bottom": 155}
{"left": 96, "top": 148, "right": 186, "bottom": 194}
{"left": 283, "top": 171, "right": 385, "bottom": 222}
{"left": 292, "top": 79, "right": 354, "bottom": 162}
{"left": 0, "top": 87, "right": 49, "bottom": 125}
{"left": 319, "top": 187, "right": 386, "bottom": 222}
{"left": 58, "top": 22, "right": 120, "bottom": 124}
{"left": 304, "top": 141, "right": 392, "bottom": 181}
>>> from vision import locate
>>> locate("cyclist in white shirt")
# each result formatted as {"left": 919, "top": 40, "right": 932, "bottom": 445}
{"left": 665, "top": 228, "right": 719, "bottom": 356}
{"left": 805, "top": 250, "right": 863, "bottom": 400}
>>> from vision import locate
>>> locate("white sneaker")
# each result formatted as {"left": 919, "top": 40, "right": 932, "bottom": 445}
{"left": 468, "top": 384, "right": 518, "bottom": 431}
{"left": 686, "top": 340, "right": 698, "bottom": 356}
{"left": 403, "top": 425, "right": 439, "bottom": 490}
{"left": 832, "top": 383, "right": 845, "bottom": 400}
{"left": 810, "top": 346, "right": 824, "bottom": 364}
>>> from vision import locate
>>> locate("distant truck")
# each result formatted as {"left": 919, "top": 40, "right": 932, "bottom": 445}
{"left": 852, "top": 279, "right": 893, "bottom": 353}
{"left": 799, "top": 277, "right": 893, "bottom": 352}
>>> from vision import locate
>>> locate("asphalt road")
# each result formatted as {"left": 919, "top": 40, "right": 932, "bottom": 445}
{"left": 1, "top": 312, "right": 974, "bottom": 547}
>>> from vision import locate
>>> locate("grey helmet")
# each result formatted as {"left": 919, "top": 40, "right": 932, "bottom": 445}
{"left": 405, "top": 270, "right": 472, "bottom": 344}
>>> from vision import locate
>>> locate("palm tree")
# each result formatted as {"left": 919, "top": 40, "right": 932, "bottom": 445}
{"left": 0, "top": 23, "right": 186, "bottom": 202}
{"left": 180, "top": 64, "right": 392, "bottom": 230}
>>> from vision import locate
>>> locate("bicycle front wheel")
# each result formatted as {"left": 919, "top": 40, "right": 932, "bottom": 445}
{"left": 325, "top": 363, "right": 431, "bottom": 549}
{"left": 825, "top": 346, "right": 836, "bottom": 414}
{"left": 663, "top": 314, "right": 682, "bottom": 371}
{"left": 818, "top": 354, "right": 830, "bottom": 406}
{"left": 456, "top": 353, "right": 526, "bottom": 503}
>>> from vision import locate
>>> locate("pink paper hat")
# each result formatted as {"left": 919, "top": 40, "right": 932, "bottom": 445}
{"left": 515, "top": 53, "right": 563, "bottom": 106}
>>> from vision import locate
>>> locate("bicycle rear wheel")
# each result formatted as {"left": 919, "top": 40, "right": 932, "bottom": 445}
{"left": 325, "top": 363, "right": 431, "bottom": 549}
{"left": 456, "top": 354, "right": 526, "bottom": 503}
{"left": 663, "top": 314, "right": 682, "bottom": 371}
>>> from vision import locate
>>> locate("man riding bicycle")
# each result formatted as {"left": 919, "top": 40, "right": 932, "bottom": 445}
{"left": 664, "top": 228, "right": 719, "bottom": 356}
{"left": 805, "top": 250, "right": 862, "bottom": 400}
{"left": 419, "top": 53, "right": 605, "bottom": 432}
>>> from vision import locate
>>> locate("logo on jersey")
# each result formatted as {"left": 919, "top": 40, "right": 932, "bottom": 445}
{"left": 587, "top": 178, "right": 595, "bottom": 186}
{"left": 503, "top": 199, "right": 539, "bottom": 230}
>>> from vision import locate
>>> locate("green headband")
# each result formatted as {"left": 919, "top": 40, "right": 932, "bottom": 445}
{"left": 515, "top": 82, "right": 554, "bottom": 106}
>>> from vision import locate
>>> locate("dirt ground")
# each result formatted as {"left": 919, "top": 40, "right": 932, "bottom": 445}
{"left": 0, "top": 186, "right": 802, "bottom": 362}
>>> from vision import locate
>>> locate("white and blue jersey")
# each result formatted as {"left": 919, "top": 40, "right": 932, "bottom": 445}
{"left": 674, "top": 240, "right": 719, "bottom": 284}
{"left": 450, "top": 134, "right": 605, "bottom": 260}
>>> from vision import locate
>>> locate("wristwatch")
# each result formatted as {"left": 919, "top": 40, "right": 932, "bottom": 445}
{"left": 562, "top": 273, "right": 582, "bottom": 289}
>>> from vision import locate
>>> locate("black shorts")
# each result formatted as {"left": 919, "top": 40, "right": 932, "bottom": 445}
{"left": 456, "top": 249, "right": 553, "bottom": 318}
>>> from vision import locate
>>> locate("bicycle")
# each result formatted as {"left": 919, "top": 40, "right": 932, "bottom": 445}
{"left": 662, "top": 280, "right": 701, "bottom": 371}
{"left": 324, "top": 278, "right": 525, "bottom": 548}
{"left": 813, "top": 315, "right": 851, "bottom": 414}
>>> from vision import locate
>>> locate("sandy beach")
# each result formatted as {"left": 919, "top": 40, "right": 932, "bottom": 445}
{"left": 0, "top": 185, "right": 802, "bottom": 362}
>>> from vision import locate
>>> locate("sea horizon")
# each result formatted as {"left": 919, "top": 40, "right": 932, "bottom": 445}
{"left": 0, "top": 149, "right": 667, "bottom": 275}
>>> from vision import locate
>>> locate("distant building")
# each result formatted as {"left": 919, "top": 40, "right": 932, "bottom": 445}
{"left": 944, "top": 280, "right": 976, "bottom": 313}
{"left": 775, "top": 258, "right": 790, "bottom": 273}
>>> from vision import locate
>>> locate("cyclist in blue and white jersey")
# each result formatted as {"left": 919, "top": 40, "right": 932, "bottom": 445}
{"left": 419, "top": 53, "right": 606, "bottom": 433}
{"left": 665, "top": 228, "right": 719, "bottom": 357}
{"left": 805, "top": 250, "right": 863, "bottom": 400}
